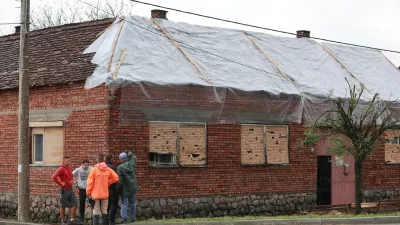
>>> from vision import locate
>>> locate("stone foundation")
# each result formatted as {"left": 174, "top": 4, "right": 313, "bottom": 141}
{"left": 136, "top": 192, "right": 316, "bottom": 220}
{"left": 0, "top": 192, "right": 316, "bottom": 224}
{"left": 363, "top": 188, "right": 400, "bottom": 202}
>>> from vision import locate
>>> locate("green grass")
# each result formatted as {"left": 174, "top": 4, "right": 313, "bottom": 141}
{"left": 139, "top": 212, "right": 400, "bottom": 223}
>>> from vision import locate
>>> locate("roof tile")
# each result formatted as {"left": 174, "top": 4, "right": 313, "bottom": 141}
{"left": 0, "top": 18, "right": 113, "bottom": 90}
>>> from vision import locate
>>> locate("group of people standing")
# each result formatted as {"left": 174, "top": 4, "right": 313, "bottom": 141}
{"left": 52, "top": 152, "right": 139, "bottom": 225}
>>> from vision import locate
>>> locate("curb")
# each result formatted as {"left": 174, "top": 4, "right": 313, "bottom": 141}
{"left": 0, "top": 221, "right": 44, "bottom": 225}
{"left": 2, "top": 216, "right": 400, "bottom": 225}
{"left": 131, "top": 216, "right": 400, "bottom": 225}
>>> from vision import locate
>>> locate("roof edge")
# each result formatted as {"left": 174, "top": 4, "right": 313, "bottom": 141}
{"left": 0, "top": 18, "right": 115, "bottom": 40}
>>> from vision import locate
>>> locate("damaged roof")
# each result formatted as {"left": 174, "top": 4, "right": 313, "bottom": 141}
{"left": 85, "top": 16, "right": 400, "bottom": 101}
{"left": 0, "top": 18, "right": 113, "bottom": 90}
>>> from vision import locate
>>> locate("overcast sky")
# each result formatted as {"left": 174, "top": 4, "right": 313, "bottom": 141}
{"left": 1, "top": 0, "right": 399, "bottom": 66}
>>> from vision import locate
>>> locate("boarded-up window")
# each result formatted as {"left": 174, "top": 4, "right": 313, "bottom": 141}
{"left": 32, "top": 126, "right": 64, "bottom": 164}
{"left": 179, "top": 124, "right": 207, "bottom": 166}
{"left": 384, "top": 130, "right": 400, "bottom": 163}
{"left": 241, "top": 126, "right": 265, "bottom": 165}
{"left": 241, "top": 125, "right": 289, "bottom": 165}
{"left": 266, "top": 126, "right": 289, "bottom": 164}
{"left": 149, "top": 122, "right": 207, "bottom": 166}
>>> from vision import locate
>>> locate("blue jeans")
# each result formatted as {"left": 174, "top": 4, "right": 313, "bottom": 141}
{"left": 121, "top": 194, "right": 136, "bottom": 221}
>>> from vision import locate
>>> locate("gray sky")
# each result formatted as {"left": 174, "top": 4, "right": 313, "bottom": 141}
{"left": 1, "top": 0, "right": 400, "bottom": 66}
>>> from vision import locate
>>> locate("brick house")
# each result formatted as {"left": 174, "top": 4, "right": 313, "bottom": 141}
{"left": 0, "top": 10, "right": 399, "bottom": 223}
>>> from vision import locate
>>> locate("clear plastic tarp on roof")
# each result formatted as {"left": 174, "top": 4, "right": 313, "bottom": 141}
{"left": 83, "top": 16, "right": 400, "bottom": 125}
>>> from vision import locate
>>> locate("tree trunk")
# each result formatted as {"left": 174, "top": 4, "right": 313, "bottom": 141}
{"left": 354, "top": 159, "right": 363, "bottom": 214}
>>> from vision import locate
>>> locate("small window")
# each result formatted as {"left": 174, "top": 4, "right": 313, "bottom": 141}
{"left": 241, "top": 125, "right": 289, "bottom": 165}
{"left": 149, "top": 122, "right": 207, "bottom": 167}
{"left": 393, "top": 137, "right": 400, "bottom": 145}
{"left": 384, "top": 130, "right": 400, "bottom": 163}
{"left": 31, "top": 126, "right": 63, "bottom": 165}
{"left": 149, "top": 153, "right": 176, "bottom": 166}
{"left": 34, "top": 134, "right": 44, "bottom": 162}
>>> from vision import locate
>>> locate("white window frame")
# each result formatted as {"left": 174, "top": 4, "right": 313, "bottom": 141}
{"left": 32, "top": 128, "right": 45, "bottom": 164}
{"left": 30, "top": 121, "right": 64, "bottom": 165}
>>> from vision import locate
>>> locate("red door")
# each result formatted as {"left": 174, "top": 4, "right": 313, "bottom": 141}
{"left": 317, "top": 138, "right": 355, "bottom": 205}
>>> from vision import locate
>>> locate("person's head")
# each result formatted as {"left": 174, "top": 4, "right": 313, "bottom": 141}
{"left": 82, "top": 159, "right": 90, "bottom": 169}
{"left": 105, "top": 153, "right": 113, "bottom": 162}
{"left": 63, "top": 156, "right": 71, "bottom": 166}
{"left": 119, "top": 152, "right": 127, "bottom": 162}
{"left": 97, "top": 154, "right": 105, "bottom": 164}
{"left": 127, "top": 151, "right": 133, "bottom": 160}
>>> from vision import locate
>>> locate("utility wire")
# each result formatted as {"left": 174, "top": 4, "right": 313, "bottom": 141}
{"left": 130, "top": 0, "right": 400, "bottom": 54}
{"left": 75, "top": 0, "right": 290, "bottom": 80}
{"left": 0, "top": 22, "right": 23, "bottom": 25}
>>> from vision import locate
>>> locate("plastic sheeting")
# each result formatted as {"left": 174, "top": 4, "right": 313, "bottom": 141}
{"left": 83, "top": 15, "right": 400, "bottom": 125}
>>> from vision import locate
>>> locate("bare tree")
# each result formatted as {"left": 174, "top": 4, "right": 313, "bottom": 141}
{"left": 31, "top": 0, "right": 134, "bottom": 29}
{"left": 301, "top": 79, "right": 398, "bottom": 214}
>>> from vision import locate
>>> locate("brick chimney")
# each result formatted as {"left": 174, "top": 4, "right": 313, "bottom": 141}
{"left": 15, "top": 26, "right": 21, "bottom": 34}
{"left": 151, "top": 9, "right": 168, "bottom": 20}
{"left": 296, "top": 30, "right": 310, "bottom": 38}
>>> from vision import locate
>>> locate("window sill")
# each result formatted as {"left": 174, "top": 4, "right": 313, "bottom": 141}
{"left": 30, "top": 164, "right": 59, "bottom": 167}
{"left": 149, "top": 163, "right": 208, "bottom": 168}
{"left": 241, "top": 163, "right": 290, "bottom": 167}
{"left": 385, "top": 162, "right": 400, "bottom": 165}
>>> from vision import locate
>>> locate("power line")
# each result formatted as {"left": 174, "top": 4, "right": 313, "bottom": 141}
{"left": 130, "top": 0, "right": 400, "bottom": 54}
{"left": 75, "top": 0, "right": 289, "bottom": 81}
{"left": 0, "top": 22, "right": 23, "bottom": 25}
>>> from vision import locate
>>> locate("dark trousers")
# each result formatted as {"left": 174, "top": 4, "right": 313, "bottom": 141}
{"left": 107, "top": 185, "right": 118, "bottom": 223}
{"left": 78, "top": 188, "right": 87, "bottom": 217}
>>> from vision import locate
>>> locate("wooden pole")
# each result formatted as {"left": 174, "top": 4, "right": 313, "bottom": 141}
{"left": 18, "top": 0, "right": 30, "bottom": 222}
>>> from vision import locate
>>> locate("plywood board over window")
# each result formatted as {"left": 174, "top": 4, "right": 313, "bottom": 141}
{"left": 241, "top": 125, "right": 265, "bottom": 165}
{"left": 44, "top": 127, "right": 64, "bottom": 164}
{"left": 384, "top": 130, "right": 400, "bottom": 163}
{"left": 179, "top": 124, "right": 207, "bottom": 166}
{"left": 149, "top": 123, "right": 178, "bottom": 154}
{"left": 266, "top": 126, "right": 289, "bottom": 164}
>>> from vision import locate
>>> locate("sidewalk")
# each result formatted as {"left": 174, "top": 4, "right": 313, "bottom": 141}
{"left": 131, "top": 216, "right": 400, "bottom": 224}
{"left": 1, "top": 216, "right": 400, "bottom": 225}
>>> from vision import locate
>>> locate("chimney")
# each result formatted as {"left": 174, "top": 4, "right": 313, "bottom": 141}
{"left": 296, "top": 30, "right": 310, "bottom": 38}
{"left": 15, "top": 26, "right": 21, "bottom": 34}
{"left": 151, "top": 9, "right": 168, "bottom": 20}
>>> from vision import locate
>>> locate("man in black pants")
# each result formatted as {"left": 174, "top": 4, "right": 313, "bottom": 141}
{"left": 73, "top": 159, "right": 93, "bottom": 223}
{"left": 105, "top": 153, "right": 118, "bottom": 225}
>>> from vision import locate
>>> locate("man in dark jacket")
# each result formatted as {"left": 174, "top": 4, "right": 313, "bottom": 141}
{"left": 117, "top": 152, "right": 139, "bottom": 223}
{"left": 105, "top": 153, "right": 118, "bottom": 225}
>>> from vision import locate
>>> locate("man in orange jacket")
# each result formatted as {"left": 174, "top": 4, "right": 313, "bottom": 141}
{"left": 86, "top": 154, "right": 119, "bottom": 225}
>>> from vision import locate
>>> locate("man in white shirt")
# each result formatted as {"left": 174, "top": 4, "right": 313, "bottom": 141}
{"left": 73, "top": 159, "right": 92, "bottom": 223}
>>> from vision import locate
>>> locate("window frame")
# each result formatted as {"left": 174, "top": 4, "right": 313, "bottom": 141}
{"left": 30, "top": 121, "right": 64, "bottom": 166}
{"left": 32, "top": 128, "right": 45, "bottom": 164}
{"left": 241, "top": 124, "right": 290, "bottom": 166}
{"left": 148, "top": 121, "right": 208, "bottom": 168}
{"left": 384, "top": 130, "right": 400, "bottom": 164}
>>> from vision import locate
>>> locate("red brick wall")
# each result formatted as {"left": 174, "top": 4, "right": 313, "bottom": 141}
{"left": 0, "top": 114, "right": 18, "bottom": 192}
{"left": 0, "top": 82, "right": 110, "bottom": 196}
{"left": 1, "top": 82, "right": 399, "bottom": 198}
{"left": 363, "top": 137, "right": 400, "bottom": 189}
{"left": 109, "top": 110, "right": 316, "bottom": 199}
{"left": 109, "top": 87, "right": 317, "bottom": 199}
{"left": 110, "top": 85, "right": 400, "bottom": 199}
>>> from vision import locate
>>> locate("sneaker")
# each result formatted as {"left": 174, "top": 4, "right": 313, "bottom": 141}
{"left": 70, "top": 219, "right": 83, "bottom": 225}
{"left": 61, "top": 220, "right": 68, "bottom": 225}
